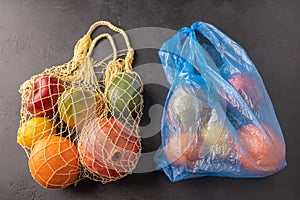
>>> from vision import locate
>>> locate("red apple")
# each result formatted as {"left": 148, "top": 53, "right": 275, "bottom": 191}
{"left": 226, "top": 74, "right": 262, "bottom": 109}
{"left": 78, "top": 118, "right": 141, "bottom": 181}
{"left": 237, "top": 124, "right": 285, "bottom": 174}
{"left": 23, "top": 74, "right": 65, "bottom": 117}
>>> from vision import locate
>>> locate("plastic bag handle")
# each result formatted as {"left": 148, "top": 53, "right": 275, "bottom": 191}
{"left": 191, "top": 22, "right": 255, "bottom": 74}
{"left": 190, "top": 22, "right": 271, "bottom": 142}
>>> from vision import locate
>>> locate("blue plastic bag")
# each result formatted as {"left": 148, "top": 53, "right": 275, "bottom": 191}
{"left": 154, "top": 22, "right": 286, "bottom": 182}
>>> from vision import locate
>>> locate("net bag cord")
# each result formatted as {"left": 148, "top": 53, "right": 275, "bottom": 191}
{"left": 85, "top": 21, "right": 135, "bottom": 87}
{"left": 17, "top": 24, "right": 118, "bottom": 154}
{"left": 18, "top": 21, "right": 116, "bottom": 105}
{"left": 75, "top": 33, "right": 118, "bottom": 88}
{"left": 76, "top": 22, "right": 143, "bottom": 184}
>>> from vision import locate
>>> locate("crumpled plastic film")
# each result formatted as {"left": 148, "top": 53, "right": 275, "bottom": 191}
{"left": 155, "top": 21, "right": 286, "bottom": 182}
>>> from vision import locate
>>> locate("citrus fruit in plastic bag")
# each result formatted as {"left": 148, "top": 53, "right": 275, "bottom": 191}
{"left": 23, "top": 74, "right": 65, "bottom": 117}
{"left": 29, "top": 135, "right": 80, "bottom": 189}
{"left": 79, "top": 118, "right": 141, "bottom": 181}
{"left": 58, "top": 88, "right": 101, "bottom": 130}
{"left": 17, "top": 117, "right": 56, "bottom": 148}
{"left": 106, "top": 72, "right": 142, "bottom": 120}
{"left": 198, "top": 123, "right": 229, "bottom": 158}
{"left": 165, "top": 132, "right": 200, "bottom": 168}
{"left": 237, "top": 124, "right": 285, "bottom": 174}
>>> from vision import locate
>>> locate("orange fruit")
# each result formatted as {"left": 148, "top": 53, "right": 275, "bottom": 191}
{"left": 237, "top": 124, "right": 285, "bottom": 174}
{"left": 164, "top": 132, "right": 200, "bottom": 168}
{"left": 17, "top": 117, "right": 56, "bottom": 148}
{"left": 165, "top": 125, "right": 236, "bottom": 170}
{"left": 29, "top": 136, "right": 80, "bottom": 189}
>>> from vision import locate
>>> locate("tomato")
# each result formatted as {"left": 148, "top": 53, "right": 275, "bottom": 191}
{"left": 58, "top": 88, "right": 102, "bottom": 130}
{"left": 23, "top": 74, "right": 65, "bottom": 116}
{"left": 237, "top": 124, "right": 286, "bottom": 174}
{"left": 106, "top": 72, "right": 142, "bottom": 121}
{"left": 78, "top": 118, "right": 141, "bottom": 180}
{"left": 17, "top": 117, "right": 56, "bottom": 148}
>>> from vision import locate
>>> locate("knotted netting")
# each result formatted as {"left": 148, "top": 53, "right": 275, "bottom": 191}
{"left": 76, "top": 22, "right": 143, "bottom": 184}
{"left": 17, "top": 21, "right": 143, "bottom": 188}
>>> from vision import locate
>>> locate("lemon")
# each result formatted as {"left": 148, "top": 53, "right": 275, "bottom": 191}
{"left": 198, "top": 123, "right": 234, "bottom": 159}
{"left": 17, "top": 117, "right": 56, "bottom": 148}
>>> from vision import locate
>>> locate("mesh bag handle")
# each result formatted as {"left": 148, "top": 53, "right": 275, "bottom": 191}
{"left": 87, "top": 33, "right": 118, "bottom": 60}
{"left": 87, "top": 21, "right": 133, "bottom": 69}
{"left": 74, "top": 33, "right": 118, "bottom": 93}
{"left": 84, "top": 21, "right": 135, "bottom": 87}
{"left": 76, "top": 22, "right": 143, "bottom": 184}
{"left": 40, "top": 21, "right": 124, "bottom": 82}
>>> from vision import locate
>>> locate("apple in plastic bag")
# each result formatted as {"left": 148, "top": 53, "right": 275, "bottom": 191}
{"left": 226, "top": 73, "right": 262, "bottom": 109}
{"left": 23, "top": 74, "right": 65, "bottom": 117}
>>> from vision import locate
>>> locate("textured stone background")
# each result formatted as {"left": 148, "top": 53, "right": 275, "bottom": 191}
{"left": 0, "top": 0, "right": 299, "bottom": 199}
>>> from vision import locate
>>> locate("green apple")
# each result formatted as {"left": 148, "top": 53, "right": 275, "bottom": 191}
{"left": 106, "top": 72, "right": 142, "bottom": 121}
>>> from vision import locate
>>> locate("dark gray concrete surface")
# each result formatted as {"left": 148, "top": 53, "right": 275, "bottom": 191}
{"left": 0, "top": 0, "right": 299, "bottom": 199}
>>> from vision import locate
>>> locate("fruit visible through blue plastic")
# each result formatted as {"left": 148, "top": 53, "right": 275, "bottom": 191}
{"left": 167, "top": 87, "right": 211, "bottom": 130}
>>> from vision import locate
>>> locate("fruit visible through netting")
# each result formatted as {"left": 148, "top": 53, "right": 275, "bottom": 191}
{"left": 58, "top": 88, "right": 104, "bottom": 131}
{"left": 17, "top": 21, "right": 144, "bottom": 188}
{"left": 29, "top": 135, "right": 80, "bottom": 189}
{"left": 106, "top": 71, "right": 143, "bottom": 123}
{"left": 21, "top": 74, "right": 65, "bottom": 117}
{"left": 17, "top": 117, "right": 56, "bottom": 148}
{"left": 78, "top": 118, "right": 141, "bottom": 183}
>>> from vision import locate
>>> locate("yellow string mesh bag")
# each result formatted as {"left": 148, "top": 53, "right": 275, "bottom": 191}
{"left": 16, "top": 27, "right": 99, "bottom": 189}
{"left": 76, "top": 22, "right": 143, "bottom": 184}
{"left": 16, "top": 21, "right": 143, "bottom": 189}
{"left": 16, "top": 38, "right": 89, "bottom": 188}
{"left": 17, "top": 23, "right": 97, "bottom": 152}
